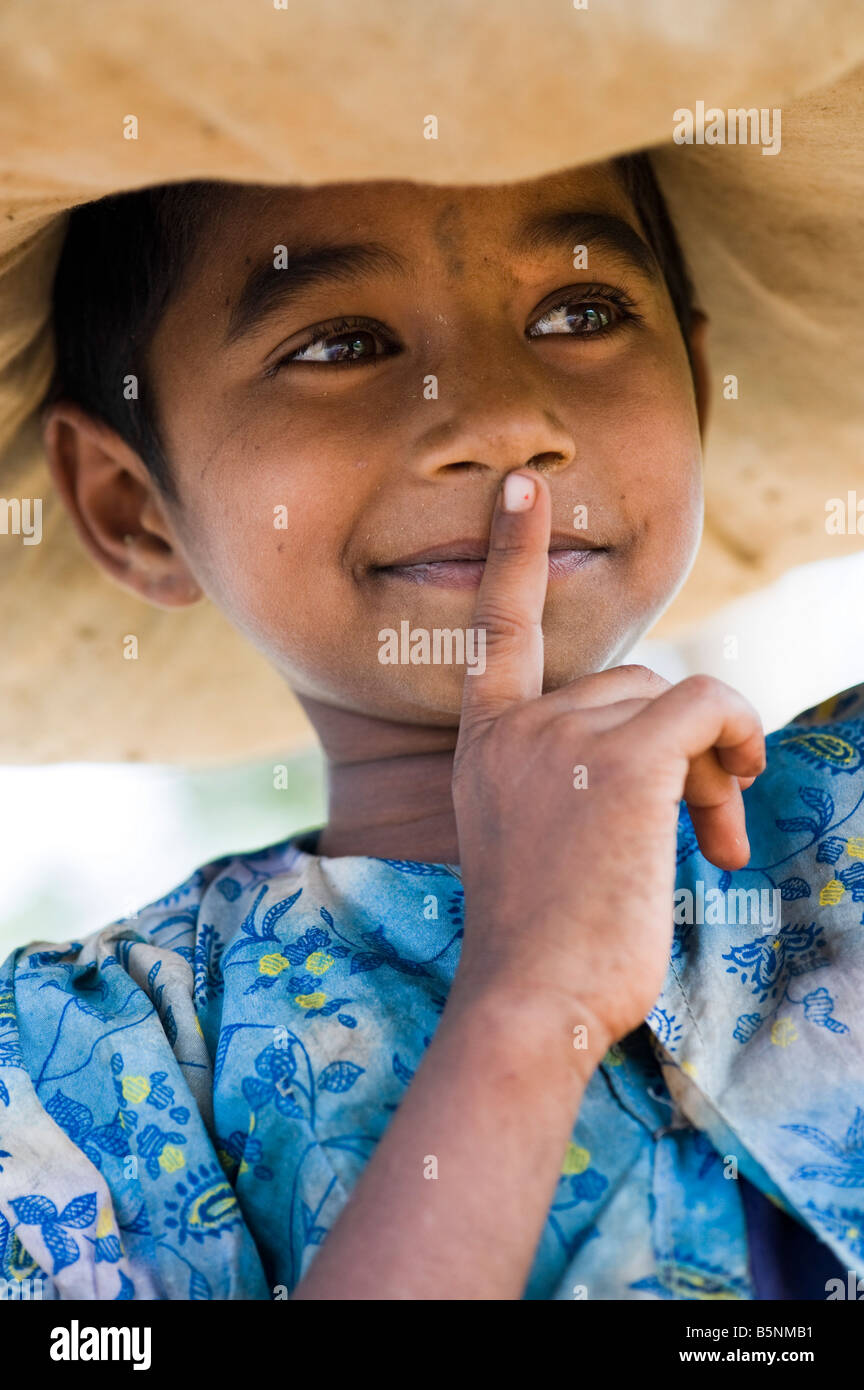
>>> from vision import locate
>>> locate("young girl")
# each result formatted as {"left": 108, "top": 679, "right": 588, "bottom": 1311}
{"left": 1, "top": 159, "right": 860, "bottom": 1300}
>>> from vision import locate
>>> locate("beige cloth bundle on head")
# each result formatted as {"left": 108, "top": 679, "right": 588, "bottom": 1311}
{"left": 1, "top": 0, "right": 863, "bottom": 762}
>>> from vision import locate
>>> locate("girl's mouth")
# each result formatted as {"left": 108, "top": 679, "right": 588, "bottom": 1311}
{"left": 373, "top": 538, "right": 609, "bottom": 589}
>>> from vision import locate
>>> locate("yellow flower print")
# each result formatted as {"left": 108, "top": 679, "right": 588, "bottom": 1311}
{"left": 561, "top": 1143, "right": 591, "bottom": 1176}
{"left": 304, "top": 950, "right": 335, "bottom": 976}
{"left": 846, "top": 837, "right": 864, "bottom": 859}
{"left": 121, "top": 1075, "right": 151, "bottom": 1104}
{"left": 259, "top": 953, "right": 290, "bottom": 976}
{"left": 820, "top": 879, "right": 845, "bottom": 906}
{"left": 295, "top": 992, "right": 327, "bottom": 1009}
{"left": 659, "top": 1264, "right": 743, "bottom": 1300}
{"left": 0, "top": 989, "right": 16, "bottom": 1026}
{"left": 681, "top": 1060, "right": 698, "bottom": 1079}
{"left": 96, "top": 1207, "right": 115, "bottom": 1239}
{"left": 159, "top": 1145, "right": 186, "bottom": 1173}
{"left": 770, "top": 1018, "right": 797, "bottom": 1047}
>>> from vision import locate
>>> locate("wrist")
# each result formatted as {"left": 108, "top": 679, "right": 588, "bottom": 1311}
{"left": 444, "top": 962, "right": 613, "bottom": 1089}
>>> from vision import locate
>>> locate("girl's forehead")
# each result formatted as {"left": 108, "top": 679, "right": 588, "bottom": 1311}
{"left": 224, "top": 162, "right": 631, "bottom": 244}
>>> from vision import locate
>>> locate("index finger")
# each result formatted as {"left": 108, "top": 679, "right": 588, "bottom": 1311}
{"left": 458, "top": 470, "right": 551, "bottom": 736}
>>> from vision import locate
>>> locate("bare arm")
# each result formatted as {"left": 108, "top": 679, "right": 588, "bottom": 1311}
{"left": 290, "top": 974, "right": 608, "bottom": 1300}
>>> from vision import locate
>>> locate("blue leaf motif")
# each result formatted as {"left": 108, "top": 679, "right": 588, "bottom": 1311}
{"left": 381, "top": 859, "right": 446, "bottom": 876}
{"left": 261, "top": 889, "right": 303, "bottom": 937}
{"left": 779, "top": 877, "right": 811, "bottom": 900}
{"left": 792, "top": 1165, "right": 864, "bottom": 1188}
{"left": 94, "top": 1235, "right": 122, "bottom": 1264}
{"left": 216, "top": 877, "right": 242, "bottom": 902}
{"left": 301, "top": 1200, "right": 315, "bottom": 1237}
{"left": 11, "top": 1194, "right": 58, "bottom": 1225}
{"left": 388, "top": 958, "right": 432, "bottom": 978}
{"left": 782, "top": 1124, "right": 845, "bottom": 1157}
{"left": 393, "top": 1053, "right": 415, "bottom": 1085}
{"left": 350, "top": 953, "right": 384, "bottom": 975}
{"left": 847, "top": 1108, "right": 864, "bottom": 1153}
{"left": 213, "top": 1024, "right": 244, "bottom": 1086}
{"left": 242, "top": 1077, "right": 275, "bottom": 1111}
{"left": 43, "top": 1222, "right": 81, "bottom": 1273}
{"left": 318, "top": 1061, "right": 365, "bottom": 1094}
{"left": 190, "top": 1267, "right": 212, "bottom": 1300}
{"left": 58, "top": 1193, "right": 98, "bottom": 1229}
{"left": 240, "top": 885, "right": 268, "bottom": 938}
{"left": 73, "top": 999, "right": 107, "bottom": 1021}
{"left": 361, "top": 927, "right": 397, "bottom": 958}
{"left": 776, "top": 816, "right": 819, "bottom": 836}
{"left": 798, "top": 785, "right": 834, "bottom": 830}
{"left": 120, "top": 1204, "right": 150, "bottom": 1236}
{"left": 275, "top": 1092, "right": 305, "bottom": 1119}
{"left": 254, "top": 1043, "right": 297, "bottom": 1083}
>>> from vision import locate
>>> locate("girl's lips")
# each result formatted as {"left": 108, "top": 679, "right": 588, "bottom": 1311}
{"left": 376, "top": 548, "right": 605, "bottom": 589}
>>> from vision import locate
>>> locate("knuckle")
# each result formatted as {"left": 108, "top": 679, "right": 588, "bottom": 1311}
{"left": 617, "top": 663, "right": 669, "bottom": 692}
{"left": 679, "top": 672, "right": 724, "bottom": 702}
{"left": 473, "top": 602, "right": 537, "bottom": 647}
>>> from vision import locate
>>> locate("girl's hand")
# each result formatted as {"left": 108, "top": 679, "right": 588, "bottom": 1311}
{"left": 452, "top": 470, "right": 765, "bottom": 1051}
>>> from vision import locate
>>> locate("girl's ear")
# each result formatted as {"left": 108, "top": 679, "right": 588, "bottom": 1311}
{"left": 42, "top": 400, "right": 204, "bottom": 609}
{"left": 688, "top": 309, "right": 710, "bottom": 439}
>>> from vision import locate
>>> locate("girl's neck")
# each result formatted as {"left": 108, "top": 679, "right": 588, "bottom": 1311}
{"left": 298, "top": 694, "right": 462, "bottom": 864}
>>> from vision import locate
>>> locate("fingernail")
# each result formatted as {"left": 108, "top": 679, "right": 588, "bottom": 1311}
{"left": 503, "top": 472, "right": 536, "bottom": 513}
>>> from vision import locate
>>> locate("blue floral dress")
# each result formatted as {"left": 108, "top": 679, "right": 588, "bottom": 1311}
{"left": 1, "top": 685, "right": 863, "bottom": 1300}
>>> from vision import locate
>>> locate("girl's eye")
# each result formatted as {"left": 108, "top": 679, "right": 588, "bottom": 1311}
{"left": 277, "top": 319, "right": 396, "bottom": 369}
{"left": 528, "top": 291, "right": 637, "bottom": 340}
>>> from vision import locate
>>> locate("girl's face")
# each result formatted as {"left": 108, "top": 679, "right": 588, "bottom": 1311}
{"left": 62, "top": 165, "right": 708, "bottom": 727}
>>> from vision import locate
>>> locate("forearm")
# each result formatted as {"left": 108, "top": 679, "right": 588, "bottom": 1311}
{"left": 290, "top": 974, "right": 608, "bottom": 1300}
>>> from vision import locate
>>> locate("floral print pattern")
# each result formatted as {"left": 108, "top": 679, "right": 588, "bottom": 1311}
{"left": 2, "top": 684, "right": 864, "bottom": 1299}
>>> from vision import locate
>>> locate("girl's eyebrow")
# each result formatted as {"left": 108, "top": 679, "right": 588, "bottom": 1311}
{"left": 225, "top": 241, "right": 408, "bottom": 346}
{"left": 224, "top": 212, "right": 658, "bottom": 349}
{"left": 515, "top": 209, "right": 660, "bottom": 282}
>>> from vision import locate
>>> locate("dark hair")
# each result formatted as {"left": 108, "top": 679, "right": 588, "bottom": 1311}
{"left": 613, "top": 154, "right": 694, "bottom": 349}
{"left": 45, "top": 155, "right": 695, "bottom": 499}
{"left": 45, "top": 181, "right": 233, "bottom": 499}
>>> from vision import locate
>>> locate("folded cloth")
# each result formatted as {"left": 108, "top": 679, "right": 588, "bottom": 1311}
{"left": 1, "top": 687, "right": 863, "bottom": 1300}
